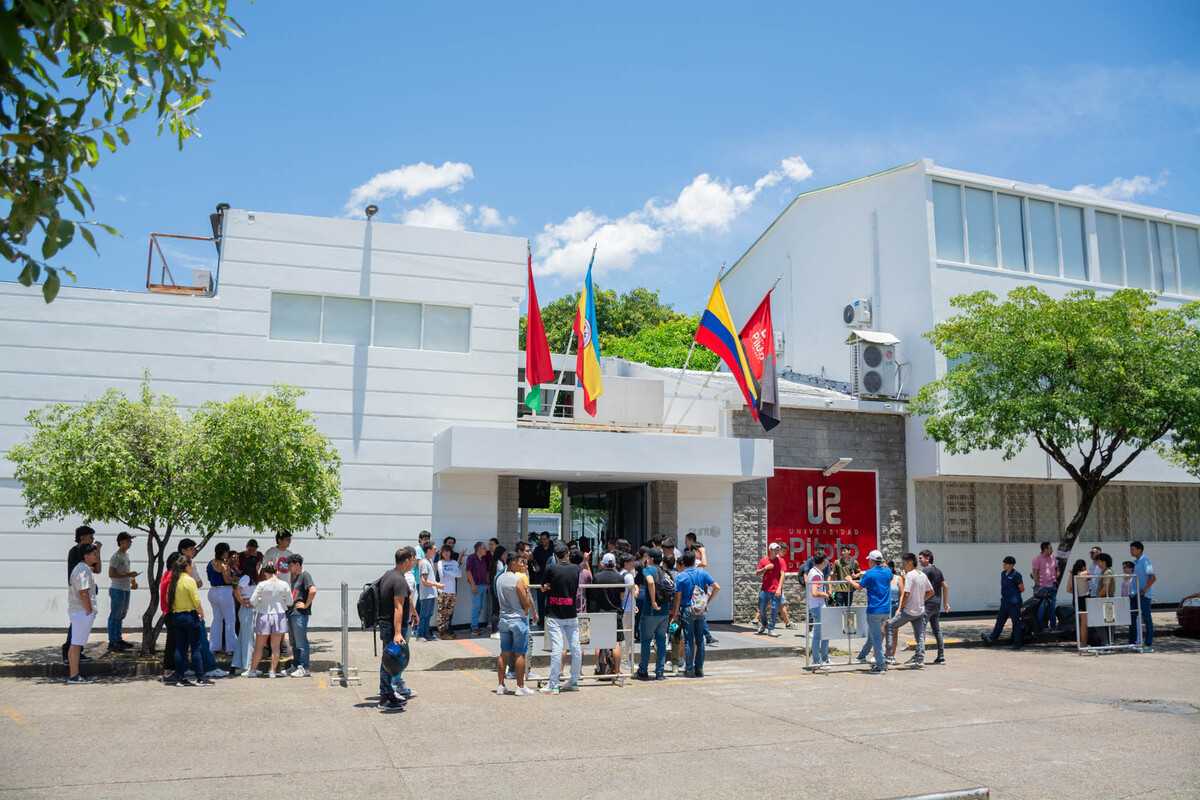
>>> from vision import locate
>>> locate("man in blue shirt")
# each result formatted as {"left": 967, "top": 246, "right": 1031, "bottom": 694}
{"left": 670, "top": 551, "right": 719, "bottom": 678}
{"left": 849, "top": 549, "right": 893, "bottom": 673}
{"left": 1130, "top": 541, "right": 1156, "bottom": 650}
{"left": 982, "top": 556, "right": 1024, "bottom": 649}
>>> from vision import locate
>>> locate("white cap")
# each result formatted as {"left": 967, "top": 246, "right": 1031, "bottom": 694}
{"left": 600, "top": 553, "right": 616, "bottom": 567}
{"left": 867, "top": 549, "right": 884, "bottom": 563}
{"left": 768, "top": 542, "right": 781, "bottom": 551}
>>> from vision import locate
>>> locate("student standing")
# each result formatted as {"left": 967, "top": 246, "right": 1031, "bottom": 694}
{"left": 106, "top": 532, "right": 138, "bottom": 651}
{"left": 495, "top": 553, "right": 536, "bottom": 696}
{"left": 591, "top": 553, "right": 625, "bottom": 675}
{"left": 1130, "top": 541, "right": 1155, "bottom": 650}
{"left": 1030, "top": 541, "right": 1059, "bottom": 633}
{"left": 830, "top": 545, "right": 860, "bottom": 607}
{"left": 541, "top": 543, "right": 582, "bottom": 694}
{"left": 66, "top": 543, "right": 101, "bottom": 684}
{"left": 982, "top": 556, "right": 1025, "bottom": 649}
{"left": 287, "top": 554, "right": 316, "bottom": 677}
{"left": 1068, "top": 559, "right": 1089, "bottom": 648}
{"left": 886, "top": 553, "right": 933, "bottom": 668}
{"left": 684, "top": 532, "right": 716, "bottom": 647}
{"left": 62, "top": 525, "right": 96, "bottom": 663}
{"left": 435, "top": 544, "right": 461, "bottom": 639}
{"left": 263, "top": 531, "right": 294, "bottom": 579}
{"left": 231, "top": 560, "right": 257, "bottom": 674}
{"left": 918, "top": 549, "right": 949, "bottom": 664}
{"left": 206, "top": 543, "right": 237, "bottom": 656}
{"left": 167, "top": 555, "right": 213, "bottom": 686}
{"left": 416, "top": 543, "right": 442, "bottom": 641}
{"left": 247, "top": 564, "right": 291, "bottom": 678}
{"left": 1121, "top": 560, "right": 1138, "bottom": 645}
{"left": 670, "top": 550, "right": 719, "bottom": 678}
{"left": 804, "top": 553, "right": 831, "bottom": 670}
{"left": 636, "top": 548, "right": 671, "bottom": 681}
{"left": 755, "top": 542, "right": 787, "bottom": 636}
{"left": 530, "top": 531, "right": 554, "bottom": 625}
{"left": 376, "top": 547, "right": 416, "bottom": 710}
{"left": 853, "top": 550, "right": 892, "bottom": 674}
{"left": 464, "top": 542, "right": 491, "bottom": 637}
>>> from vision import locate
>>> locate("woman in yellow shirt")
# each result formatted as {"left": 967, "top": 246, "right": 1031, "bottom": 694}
{"left": 167, "top": 556, "right": 212, "bottom": 686}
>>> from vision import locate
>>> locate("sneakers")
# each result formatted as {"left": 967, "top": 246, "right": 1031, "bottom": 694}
{"left": 855, "top": 655, "right": 868, "bottom": 664}
{"left": 525, "top": 669, "right": 539, "bottom": 680}
{"left": 560, "top": 683, "right": 580, "bottom": 692}
{"left": 205, "top": 668, "right": 228, "bottom": 679}
{"left": 495, "top": 685, "right": 510, "bottom": 696}
{"left": 514, "top": 687, "right": 536, "bottom": 697}
{"left": 932, "top": 656, "right": 946, "bottom": 665}
{"left": 195, "top": 678, "right": 216, "bottom": 686}
{"left": 289, "top": 667, "right": 310, "bottom": 678}
{"left": 401, "top": 689, "right": 416, "bottom": 700}
{"left": 885, "top": 656, "right": 897, "bottom": 665}
{"left": 868, "top": 666, "right": 886, "bottom": 674}
{"left": 683, "top": 669, "right": 695, "bottom": 678}
{"left": 693, "top": 670, "right": 704, "bottom": 678}
{"left": 755, "top": 627, "right": 766, "bottom": 635}
{"left": 654, "top": 674, "right": 666, "bottom": 681}
{"left": 175, "top": 678, "right": 197, "bottom": 687}
{"left": 243, "top": 670, "right": 261, "bottom": 678}
{"left": 380, "top": 699, "right": 406, "bottom": 712}
{"left": 539, "top": 686, "right": 560, "bottom": 695}
{"left": 765, "top": 631, "right": 781, "bottom": 638}
{"left": 635, "top": 672, "right": 651, "bottom": 681}
{"left": 705, "top": 637, "right": 718, "bottom": 646}
{"left": 65, "top": 674, "right": 94, "bottom": 685}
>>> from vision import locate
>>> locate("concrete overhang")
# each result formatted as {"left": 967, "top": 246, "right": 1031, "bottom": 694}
{"left": 433, "top": 425, "right": 774, "bottom": 482}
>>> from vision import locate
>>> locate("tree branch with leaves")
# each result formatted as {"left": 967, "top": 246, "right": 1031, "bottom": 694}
{"left": 911, "top": 287, "right": 1200, "bottom": 586}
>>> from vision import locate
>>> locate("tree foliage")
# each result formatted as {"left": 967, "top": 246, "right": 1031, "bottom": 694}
{"left": 6, "top": 379, "right": 341, "bottom": 651}
{"left": 0, "top": 1, "right": 242, "bottom": 300}
{"left": 520, "top": 284, "right": 710, "bottom": 368}
{"left": 911, "top": 287, "right": 1200, "bottom": 580}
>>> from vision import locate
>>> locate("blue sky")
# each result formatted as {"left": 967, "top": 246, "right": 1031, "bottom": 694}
{"left": 36, "top": 2, "right": 1200, "bottom": 313}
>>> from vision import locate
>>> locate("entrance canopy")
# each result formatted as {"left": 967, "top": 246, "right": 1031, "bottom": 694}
{"left": 433, "top": 425, "right": 773, "bottom": 482}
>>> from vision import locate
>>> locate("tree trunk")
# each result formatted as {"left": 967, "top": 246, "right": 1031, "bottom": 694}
{"left": 1053, "top": 486, "right": 1098, "bottom": 592}
{"left": 138, "top": 523, "right": 170, "bottom": 655}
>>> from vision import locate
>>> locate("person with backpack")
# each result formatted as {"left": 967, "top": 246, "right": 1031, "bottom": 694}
{"left": 540, "top": 542, "right": 582, "bottom": 694}
{"left": 375, "top": 547, "right": 417, "bottom": 710}
{"left": 636, "top": 548, "right": 671, "bottom": 680}
{"left": 590, "top": 553, "right": 625, "bottom": 675}
{"left": 670, "top": 550, "right": 719, "bottom": 678}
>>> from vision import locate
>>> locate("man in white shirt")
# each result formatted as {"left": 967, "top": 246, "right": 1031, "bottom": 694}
{"left": 67, "top": 543, "right": 101, "bottom": 684}
{"left": 106, "top": 531, "right": 139, "bottom": 651}
{"left": 416, "top": 543, "right": 442, "bottom": 641}
{"left": 885, "top": 552, "right": 934, "bottom": 668}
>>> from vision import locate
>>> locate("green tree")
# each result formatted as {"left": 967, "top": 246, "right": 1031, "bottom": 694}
{"left": 1, "top": 1, "right": 242, "bottom": 300}
{"left": 911, "top": 287, "right": 1200, "bottom": 584}
{"left": 6, "top": 380, "right": 342, "bottom": 652}
{"left": 604, "top": 316, "right": 718, "bottom": 371}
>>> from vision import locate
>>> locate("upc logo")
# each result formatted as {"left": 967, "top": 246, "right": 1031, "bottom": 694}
{"left": 806, "top": 485, "right": 842, "bottom": 525}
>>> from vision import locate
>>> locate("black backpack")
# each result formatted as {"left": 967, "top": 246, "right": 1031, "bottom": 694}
{"left": 653, "top": 567, "right": 675, "bottom": 610}
{"left": 357, "top": 580, "right": 381, "bottom": 629}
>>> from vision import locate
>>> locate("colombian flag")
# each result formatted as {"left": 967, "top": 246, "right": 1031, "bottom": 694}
{"left": 695, "top": 280, "right": 760, "bottom": 420}
{"left": 573, "top": 254, "right": 603, "bottom": 416}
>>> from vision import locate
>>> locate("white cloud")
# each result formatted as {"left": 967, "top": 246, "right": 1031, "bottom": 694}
{"left": 1069, "top": 172, "right": 1168, "bottom": 202}
{"left": 400, "top": 198, "right": 469, "bottom": 230}
{"left": 476, "top": 205, "right": 515, "bottom": 229}
{"left": 344, "top": 161, "right": 474, "bottom": 214}
{"left": 535, "top": 154, "right": 811, "bottom": 277}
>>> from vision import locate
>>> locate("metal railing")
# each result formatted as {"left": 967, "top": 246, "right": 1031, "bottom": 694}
{"left": 145, "top": 232, "right": 218, "bottom": 295}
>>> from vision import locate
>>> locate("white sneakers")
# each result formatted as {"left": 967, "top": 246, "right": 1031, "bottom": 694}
{"left": 289, "top": 667, "right": 310, "bottom": 678}
{"left": 514, "top": 687, "right": 536, "bottom": 696}
{"left": 205, "top": 668, "right": 228, "bottom": 679}
{"left": 495, "top": 685, "right": 511, "bottom": 695}
{"left": 243, "top": 669, "right": 261, "bottom": 678}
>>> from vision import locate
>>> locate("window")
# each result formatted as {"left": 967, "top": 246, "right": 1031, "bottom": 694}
{"left": 1122, "top": 218, "right": 1153, "bottom": 290}
{"left": 916, "top": 481, "right": 1062, "bottom": 544}
{"left": 1028, "top": 199, "right": 1059, "bottom": 277}
{"left": 375, "top": 301, "right": 422, "bottom": 349}
{"left": 1150, "top": 222, "right": 1177, "bottom": 293}
{"left": 965, "top": 188, "right": 997, "bottom": 267}
{"left": 1178, "top": 226, "right": 1200, "bottom": 296}
{"left": 269, "top": 293, "right": 322, "bottom": 342}
{"left": 268, "top": 292, "right": 472, "bottom": 352}
{"left": 932, "top": 181, "right": 964, "bottom": 262}
{"left": 1059, "top": 205, "right": 1087, "bottom": 280}
{"left": 322, "top": 297, "right": 371, "bottom": 346}
{"left": 1096, "top": 212, "right": 1124, "bottom": 285}
{"left": 998, "top": 194, "right": 1027, "bottom": 271}
{"left": 422, "top": 305, "right": 470, "bottom": 353}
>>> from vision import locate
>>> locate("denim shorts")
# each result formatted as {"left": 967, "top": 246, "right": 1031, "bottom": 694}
{"left": 498, "top": 617, "right": 529, "bottom": 654}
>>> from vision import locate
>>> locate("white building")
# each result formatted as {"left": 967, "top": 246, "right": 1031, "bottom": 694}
{"left": 722, "top": 159, "right": 1200, "bottom": 612}
{"left": 0, "top": 209, "right": 775, "bottom": 629}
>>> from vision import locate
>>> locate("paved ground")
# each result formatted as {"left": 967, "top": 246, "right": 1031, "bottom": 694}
{"left": 0, "top": 635, "right": 1197, "bottom": 799}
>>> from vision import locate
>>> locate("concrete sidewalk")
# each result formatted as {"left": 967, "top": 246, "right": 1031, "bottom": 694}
{"left": 0, "top": 612, "right": 1182, "bottom": 679}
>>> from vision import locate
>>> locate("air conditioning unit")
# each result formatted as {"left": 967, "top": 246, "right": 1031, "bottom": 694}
{"left": 843, "top": 298, "right": 872, "bottom": 328}
{"left": 846, "top": 330, "right": 900, "bottom": 397}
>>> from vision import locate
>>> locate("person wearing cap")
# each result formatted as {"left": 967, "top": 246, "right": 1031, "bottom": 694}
{"left": 850, "top": 549, "right": 892, "bottom": 673}
{"left": 982, "top": 556, "right": 1025, "bottom": 649}
{"left": 62, "top": 525, "right": 96, "bottom": 662}
{"left": 65, "top": 542, "right": 101, "bottom": 683}
{"left": 591, "top": 552, "right": 626, "bottom": 675}
{"left": 106, "top": 531, "right": 139, "bottom": 651}
{"left": 755, "top": 542, "right": 788, "bottom": 636}
{"left": 286, "top": 554, "right": 316, "bottom": 677}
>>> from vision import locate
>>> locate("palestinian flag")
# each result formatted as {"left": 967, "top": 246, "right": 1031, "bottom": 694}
{"left": 524, "top": 246, "right": 555, "bottom": 414}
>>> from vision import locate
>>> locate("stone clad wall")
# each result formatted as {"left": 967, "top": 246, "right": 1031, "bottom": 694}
{"left": 730, "top": 408, "right": 907, "bottom": 621}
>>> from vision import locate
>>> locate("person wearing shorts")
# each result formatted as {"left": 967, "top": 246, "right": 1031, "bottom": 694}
{"left": 495, "top": 553, "right": 535, "bottom": 696}
{"left": 66, "top": 543, "right": 101, "bottom": 684}
{"left": 247, "top": 564, "right": 292, "bottom": 677}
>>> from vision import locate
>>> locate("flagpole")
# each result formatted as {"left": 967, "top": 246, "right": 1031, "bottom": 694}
{"left": 663, "top": 261, "right": 726, "bottom": 424}
{"left": 544, "top": 243, "right": 596, "bottom": 424}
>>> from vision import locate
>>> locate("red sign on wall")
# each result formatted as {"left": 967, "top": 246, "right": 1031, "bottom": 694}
{"left": 767, "top": 467, "right": 878, "bottom": 572}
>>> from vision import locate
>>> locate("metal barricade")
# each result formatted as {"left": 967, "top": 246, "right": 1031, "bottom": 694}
{"left": 532, "top": 582, "right": 635, "bottom": 688}
{"left": 327, "top": 581, "right": 360, "bottom": 686}
{"left": 1073, "top": 573, "right": 1143, "bottom": 655}
{"left": 802, "top": 578, "right": 871, "bottom": 671}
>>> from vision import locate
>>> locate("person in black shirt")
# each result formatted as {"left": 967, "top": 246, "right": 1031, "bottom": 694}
{"left": 918, "top": 549, "right": 950, "bottom": 664}
{"left": 541, "top": 543, "right": 581, "bottom": 693}
{"left": 530, "top": 532, "right": 554, "bottom": 626}
{"left": 377, "top": 547, "right": 417, "bottom": 709}
{"left": 591, "top": 553, "right": 625, "bottom": 673}
{"left": 62, "top": 525, "right": 95, "bottom": 662}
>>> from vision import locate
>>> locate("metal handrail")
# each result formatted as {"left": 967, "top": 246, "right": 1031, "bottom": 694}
{"left": 145, "top": 232, "right": 218, "bottom": 294}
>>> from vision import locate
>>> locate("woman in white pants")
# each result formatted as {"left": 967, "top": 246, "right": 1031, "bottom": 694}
{"left": 206, "top": 543, "right": 237, "bottom": 655}
{"left": 231, "top": 564, "right": 257, "bottom": 673}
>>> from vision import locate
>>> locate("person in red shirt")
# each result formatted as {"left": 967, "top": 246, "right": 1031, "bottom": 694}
{"left": 755, "top": 542, "right": 788, "bottom": 637}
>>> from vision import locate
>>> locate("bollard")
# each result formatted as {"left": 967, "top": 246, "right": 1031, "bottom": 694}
{"left": 328, "top": 581, "right": 360, "bottom": 686}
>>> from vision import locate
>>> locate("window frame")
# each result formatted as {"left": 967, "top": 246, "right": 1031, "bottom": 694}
{"left": 267, "top": 291, "right": 472, "bottom": 353}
